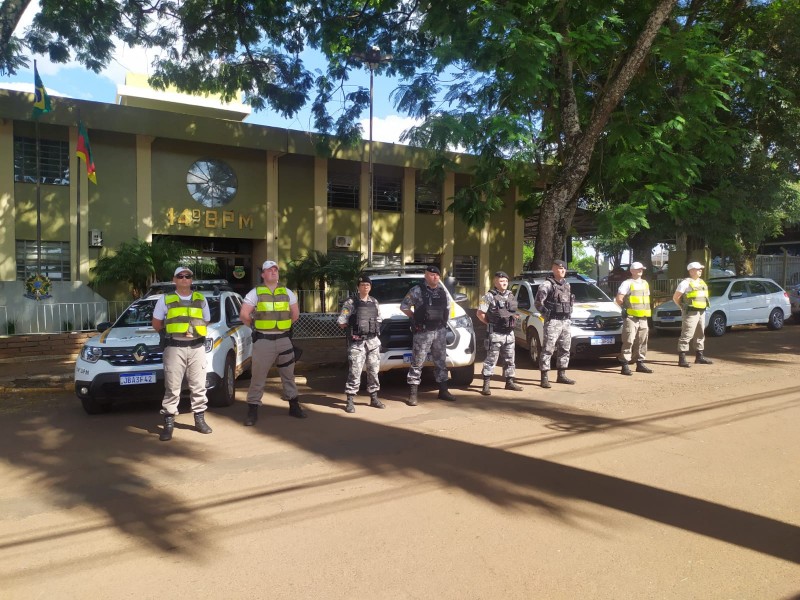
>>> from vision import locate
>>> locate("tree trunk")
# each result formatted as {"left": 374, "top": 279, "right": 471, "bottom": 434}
{"left": 533, "top": 0, "right": 678, "bottom": 269}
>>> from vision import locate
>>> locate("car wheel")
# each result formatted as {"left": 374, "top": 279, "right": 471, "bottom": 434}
{"left": 707, "top": 312, "right": 727, "bottom": 337}
{"left": 767, "top": 308, "right": 784, "bottom": 330}
{"left": 81, "top": 396, "right": 112, "bottom": 415}
{"left": 450, "top": 365, "right": 475, "bottom": 387}
{"left": 209, "top": 353, "right": 236, "bottom": 407}
{"left": 527, "top": 328, "right": 541, "bottom": 365}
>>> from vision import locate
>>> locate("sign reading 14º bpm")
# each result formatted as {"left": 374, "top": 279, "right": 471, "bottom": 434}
{"left": 166, "top": 208, "right": 254, "bottom": 230}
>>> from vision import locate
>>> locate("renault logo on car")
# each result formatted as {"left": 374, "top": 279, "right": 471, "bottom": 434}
{"left": 132, "top": 343, "right": 148, "bottom": 363}
{"left": 594, "top": 316, "right": 605, "bottom": 330}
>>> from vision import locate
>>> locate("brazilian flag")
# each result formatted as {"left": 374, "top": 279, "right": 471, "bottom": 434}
{"left": 32, "top": 62, "right": 52, "bottom": 118}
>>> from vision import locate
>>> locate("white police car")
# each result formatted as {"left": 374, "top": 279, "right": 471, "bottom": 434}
{"left": 363, "top": 268, "right": 476, "bottom": 386}
{"left": 74, "top": 281, "right": 252, "bottom": 414}
{"left": 510, "top": 271, "right": 624, "bottom": 363}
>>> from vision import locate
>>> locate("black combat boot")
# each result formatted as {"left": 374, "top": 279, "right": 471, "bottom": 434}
{"left": 636, "top": 361, "right": 653, "bottom": 373}
{"left": 557, "top": 370, "right": 576, "bottom": 385}
{"left": 194, "top": 411, "right": 212, "bottom": 434}
{"left": 345, "top": 394, "right": 355, "bottom": 413}
{"left": 438, "top": 382, "right": 456, "bottom": 401}
{"left": 620, "top": 361, "right": 632, "bottom": 376}
{"left": 244, "top": 403, "right": 259, "bottom": 426}
{"left": 481, "top": 376, "right": 492, "bottom": 396}
{"left": 288, "top": 398, "right": 307, "bottom": 418}
{"left": 407, "top": 385, "right": 418, "bottom": 406}
{"left": 541, "top": 371, "right": 551, "bottom": 389}
{"left": 369, "top": 392, "right": 385, "bottom": 409}
{"left": 678, "top": 352, "right": 691, "bottom": 368}
{"left": 505, "top": 377, "right": 523, "bottom": 391}
{"left": 695, "top": 351, "right": 713, "bottom": 365}
{"left": 159, "top": 414, "right": 175, "bottom": 441}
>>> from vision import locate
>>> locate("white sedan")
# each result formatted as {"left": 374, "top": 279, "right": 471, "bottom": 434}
{"left": 652, "top": 277, "right": 791, "bottom": 336}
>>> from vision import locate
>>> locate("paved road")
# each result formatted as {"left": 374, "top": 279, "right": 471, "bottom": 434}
{"left": 1, "top": 325, "right": 799, "bottom": 599}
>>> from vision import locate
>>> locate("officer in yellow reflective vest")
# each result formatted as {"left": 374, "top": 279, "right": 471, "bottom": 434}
{"left": 152, "top": 266, "right": 212, "bottom": 441}
{"left": 239, "top": 260, "right": 305, "bottom": 424}
{"left": 615, "top": 262, "right": 653, "bottom": 375}
{"left": 672, "top": 261, "right": 713, "bottom": 368}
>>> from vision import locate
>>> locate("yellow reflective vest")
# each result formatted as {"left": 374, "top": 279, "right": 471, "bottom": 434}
{"left": 625, "top": 280, "right": 651, "bottom": 317}
{"left": 254, "top": 286, "right": 292, "bottom": 332}
{"left": 164, "top": 292, "right": 207, "bottom": 337}
{"left": 683, "top": 278, "right": 709, "bottom": 310}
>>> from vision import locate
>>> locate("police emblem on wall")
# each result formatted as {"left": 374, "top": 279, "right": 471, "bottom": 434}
{"left": 232, "top": 266, "right": 246, "bottom": 279}
{"left": 24, "top": 273, "right": 52, "bottom": 301}
{"left": 186, "top": 159, "right": 238, "bottom": 207}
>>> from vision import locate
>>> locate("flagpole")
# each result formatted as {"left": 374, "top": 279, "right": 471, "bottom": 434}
{"left": 76, "top": 113, "right": 81, "bottom": 280}
{"left": 35, "top": 108, "right": 42, "bottom": 274}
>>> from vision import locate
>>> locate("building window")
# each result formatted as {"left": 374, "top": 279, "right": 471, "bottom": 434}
{"left": 13, "top": 137, "right": 70, "bottom": 185}
{"left": 453, "top": 255, "right": 478, "bottom": 287}
{"left": 415, "top": 173, "right": 441, "bottom": 214}
{"left": 16, "top": 240, "right": 71, "bottom": 281}
{"left": 372, "top": 253, "right": 403, "bottom": 268}
{"left": 373, "top": 176, "right": 402, "bottom": 212}
{"left": 328, "top": 250, "right": 360, "bottom": 263}
{"left": 328, "top": 172, "right": 360, "bottom": 209}
{"left": 409, "top": 254, "right": 441, "bottom": 269}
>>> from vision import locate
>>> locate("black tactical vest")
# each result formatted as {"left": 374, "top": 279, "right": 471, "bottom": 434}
{"left": 487, "top": 289, "right": 518, "bottom": 332}
{"left": 414, "top": 285, "right": 448, "bottom": 330}
{"left": 544, "top": 276, "right": 573, "bottom": 315}
{"left": 349, "top": 298, "right": 379, "bottom": 338}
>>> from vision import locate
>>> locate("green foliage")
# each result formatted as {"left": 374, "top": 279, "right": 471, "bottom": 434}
{"left": 570, "top": 242, "right": 596, "bottom": 276}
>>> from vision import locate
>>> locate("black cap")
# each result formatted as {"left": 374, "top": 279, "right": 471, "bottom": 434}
{"left": 357, "top": 275, "right": 371, "bottom": 285}
{"left": 494, "top": 271, "right": 509, "bottom": 279}
{"left": 553, "top": 259, "right": 567, "bottom": 268}
{"left": 425, "top": 265, "right": 441, "bottom": 274}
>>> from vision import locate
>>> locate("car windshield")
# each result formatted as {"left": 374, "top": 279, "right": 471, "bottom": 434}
{"left": 708, "top": 281, "right": 730, "bottom": 298}
{"left": 369, "top": 278, "right": 426, "bottom": 303}
{"left": 571, "top": 282, "right": 611, "bottom": 302}
{"left": 114, "top": 298, "right": 221, "bottom": 327}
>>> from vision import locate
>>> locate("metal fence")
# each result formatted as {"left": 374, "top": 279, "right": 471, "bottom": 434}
{"left": 754, "top": 255, "right": 800, "bottom": 288}
{"left": 292, "top": 313, "right": 347, "bottom": 339}
{"left": 1, "top": 301, "right": 130, "bottom": 335}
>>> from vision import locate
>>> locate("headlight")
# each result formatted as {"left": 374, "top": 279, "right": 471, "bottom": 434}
{"left": 449, "top": 315, "right": 473, "bottom": 330}
{"left": 80, "top": 346, "right": 103, "bottom": 363}
{"left": 205, "top": 338, "right": 214, "bottom": 353}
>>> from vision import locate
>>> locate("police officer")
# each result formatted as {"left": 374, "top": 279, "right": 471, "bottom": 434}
{"left": 615, "top": 261, "right": 654, "bottom": 375}
{"left": 534, "top": 259, "right": 575, "bottom": 388}
{"left": 338, "top": 275, "right": 384, "bottom": 413}
{"left": 239, "top": 260, "right": 306, "bottom": 424}
{"left": 151, "top": 266, "right": 212, "bottom": 441}
{"left": 673, "top": 261, "right": 713, "bottom": 368}
{"left": 476, "top": 271, "right": 523, "bottom": 395}
{"left": 400, "top": 265, "right": 456, "bottom": 405}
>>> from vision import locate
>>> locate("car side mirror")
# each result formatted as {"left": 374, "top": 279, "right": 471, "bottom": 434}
{"left": 453, "top": 292, "right": 468, "bottom": 303}
{"left": 97, "top": 321, "right": 111, "bottom": 332}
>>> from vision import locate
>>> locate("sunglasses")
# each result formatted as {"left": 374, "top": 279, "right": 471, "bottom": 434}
{"left": 175, "top": 274, "right": 193, "bottom": 279}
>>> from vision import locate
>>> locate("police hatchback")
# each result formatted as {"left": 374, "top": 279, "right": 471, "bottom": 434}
{"left": 74, "top": 282, "right": 252, "bottom": 414}
{"left": 511, "top": 271, "right": 624, "bottom": 363}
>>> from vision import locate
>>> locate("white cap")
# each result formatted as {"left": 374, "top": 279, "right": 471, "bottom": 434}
{"left": 687, "top": 261, "right": 704, "bottom": 271}
{"left": 262, "top": 260, "right": 278, "bottom": 271}
{"left": 630, "top": 262, "right": 645, "bottom": 270}
{"left": 173, "top": 266, "right": 193, "bottom": 277}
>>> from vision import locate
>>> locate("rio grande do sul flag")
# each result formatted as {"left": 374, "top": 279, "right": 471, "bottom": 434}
{"left": 76, "top": 121, "right": 97, "bottom": 184}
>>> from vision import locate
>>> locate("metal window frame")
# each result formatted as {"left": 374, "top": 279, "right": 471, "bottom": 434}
{"left": 453, "top": 255, "right": 478, "bottom": 287}
{"left": 13, "top": 136, "right": 70, "bottom": 185}
{"left": 16, "top": 239, "right": 71, "bottom": 281}
{"left": 327, "top": 171, "right": 360, "bottom": 209}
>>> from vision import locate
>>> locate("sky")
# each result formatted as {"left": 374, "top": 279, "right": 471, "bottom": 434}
{"left": 0, "top": 1, "right": 418, "bottom": 144}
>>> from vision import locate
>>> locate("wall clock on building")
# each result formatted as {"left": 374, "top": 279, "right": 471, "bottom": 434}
{"left": 186, "top": 159, "right": 238, "bottom": 207}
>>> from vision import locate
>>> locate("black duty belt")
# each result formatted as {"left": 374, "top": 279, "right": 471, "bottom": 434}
{"left": 549, "top": 314, "right": 570, "bottom": 320}
{"left": 351, "top": 333, "right": 377, "bottom": 340}
{"left": 253, "top": 331, "right": 291, "bottom": 341}
{"left": 166, "top": 337, "right": 206, "bottom": 348}
{"left": 685, "top": 307, "right": 706, "bottom": 313}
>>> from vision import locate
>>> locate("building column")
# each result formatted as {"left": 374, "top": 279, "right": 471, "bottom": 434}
{"left": 135, "top": 135, "right": 154, "bottom": 244}
{"left": 402, "top": 167, "right": 415, "bottom": 265}
{"left": 442, "top": 172, "right": 455, "bottom": 274}
{"left": 512, "top": 186, "right": 525, "bottom": 277}
{"left": 479, "top": 197, "right": 491, "bottom": 293}
{"left": 69, "top": 126, "right": 89, "bottom": 282}
{"left": 359, "top": 161, "right": 369, "bottom": 259}
{"left": 313, "top": 157, "right": 328, "bottom": 253}
{"left": 0, "top": 119, "right": 15, "bottom": 281}
{"left": 265, "top": 151, "right": 281, "bottom": 263}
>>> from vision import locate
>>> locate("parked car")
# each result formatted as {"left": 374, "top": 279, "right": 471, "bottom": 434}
{"left": 74, "top": 282, "right": 252, "bottom": 414}
{"left": 651, "top": 277, "right": 791, "bottom": 336}
{"left": 361, "top": 267, "right": 476, "bottom": 386}
{"left": 787, "top": 283, "right": 800, "bottom": 320}
{"left": 511, "top": 271, "right": 624, "bottom": 363}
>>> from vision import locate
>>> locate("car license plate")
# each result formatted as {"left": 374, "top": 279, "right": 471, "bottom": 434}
{"left": 590, "top": 336, "right": 614, "bottom": 346}
{"left": 660, "top": 316, "right": 675, "bottom": 322}
{"left": 402, "top": 352, "right": 431, "bottom": 363}
{"left": 120, "top": 372, "right": 156, "bottom": 386}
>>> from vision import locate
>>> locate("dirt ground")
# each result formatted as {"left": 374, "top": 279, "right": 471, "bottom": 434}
{"left": 1, "top": 324, "right": 798, "bottom": 599}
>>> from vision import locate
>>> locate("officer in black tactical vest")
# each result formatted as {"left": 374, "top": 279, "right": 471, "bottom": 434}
{"left": 534, "top": 259, "right": 576, "bottom": 388}
{"left": 338, "top": 275, "right": 384, "bottom": 413}
{"left": 476, "top": 271, "right": 523, "bottom": 395}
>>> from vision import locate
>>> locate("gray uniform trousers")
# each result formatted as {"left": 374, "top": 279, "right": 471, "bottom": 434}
{"left": 407, "top": 328, "right": 448, "bottom": 385}
{"left": 482, "top": 330, "right": 516, "bottom": 378}
{"left": 540, "top": 318, "right": 571, "bottom": 371}
{"left": 161, "top": 344, "right": 208, "bottom": 415}
{"left": 620, "top": 315, "right": 649, "bottom": 363}
{"left": 678, "top": 309, "right": 706, "bottom": 353}
{"left": 246, "top": 336, "right": 299, "bottom": 404}
{"left": 345, "top": 336, "right": 381, "bottom": 395}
